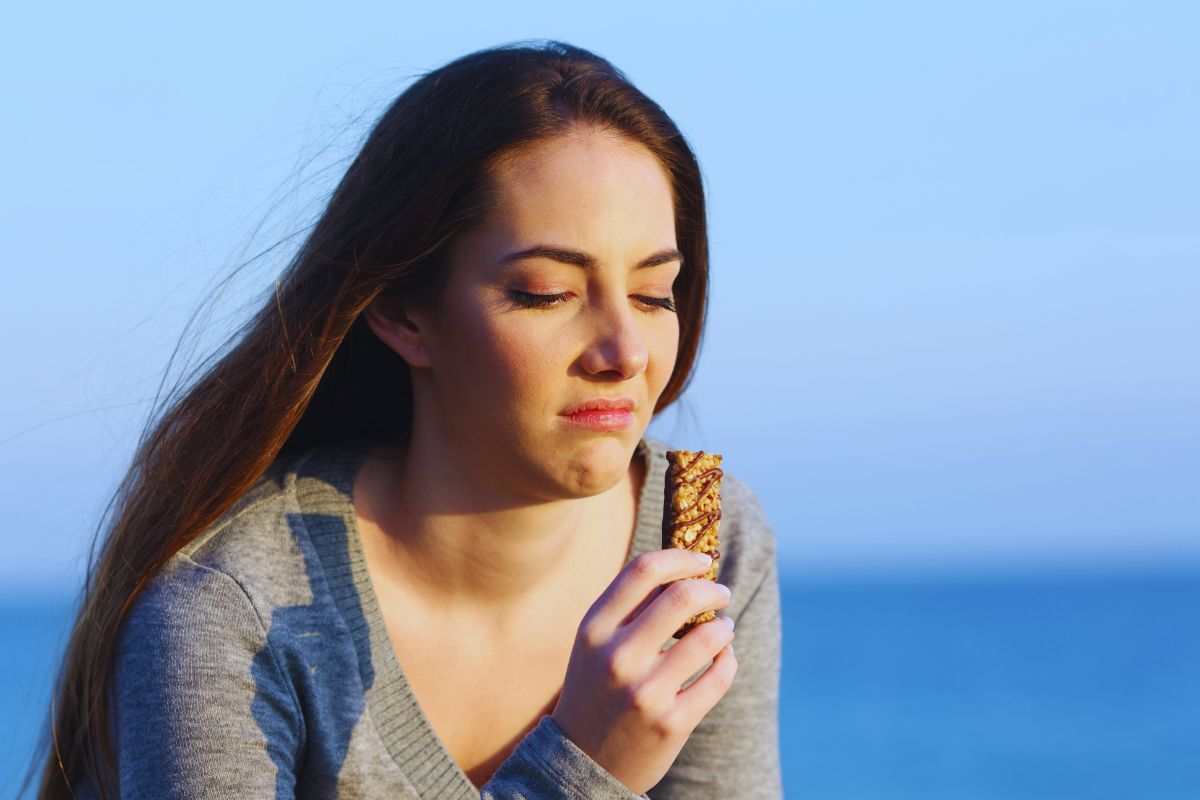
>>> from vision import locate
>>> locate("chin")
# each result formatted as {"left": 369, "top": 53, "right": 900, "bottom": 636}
{"left": 556, "top": 436, "right": 633, "bottom": 495}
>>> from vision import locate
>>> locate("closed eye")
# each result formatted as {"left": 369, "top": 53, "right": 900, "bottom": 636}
{"left": 508, "top": 290, "right": 570, "bottom": 309}
{"left": 638, "top": 295, "right": 677, "bottom": 312}
{"left": 507, "top": 291, "right": 676, "bottom": 313}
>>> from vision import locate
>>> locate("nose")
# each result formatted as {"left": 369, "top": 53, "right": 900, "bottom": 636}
{"left": 578, "top": 296, "right": 649, "bottom": 379}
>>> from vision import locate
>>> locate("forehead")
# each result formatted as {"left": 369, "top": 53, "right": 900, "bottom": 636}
{"left": 480, "top": 128, "right": 677, "bottom": 254}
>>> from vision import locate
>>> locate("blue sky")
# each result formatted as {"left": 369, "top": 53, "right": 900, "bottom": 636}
{"left": 3, "top": 1, "right": 1197, "bottom": 592}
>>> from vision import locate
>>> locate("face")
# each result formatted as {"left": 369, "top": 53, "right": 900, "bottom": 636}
{"left": 379, "top": 127, "right": 682, "bottom": 499}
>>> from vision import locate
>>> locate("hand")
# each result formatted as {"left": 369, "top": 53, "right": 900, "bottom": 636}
{"left": 550, "top": 548, "right": 738, "bottom": 795}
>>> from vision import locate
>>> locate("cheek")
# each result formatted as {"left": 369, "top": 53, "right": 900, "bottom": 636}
{"left": 433, "top": 295, "right": 522, "bottom": 390}
{"left": 471, "top": 316, "right": 560, "bottom": 396}
{"left": 649, "top": 318, "right": 681, "bottom": 389}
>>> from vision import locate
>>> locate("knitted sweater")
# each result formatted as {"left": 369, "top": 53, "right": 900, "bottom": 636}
{"left": 80, "top": 435, "right": 782, "bottom": 798}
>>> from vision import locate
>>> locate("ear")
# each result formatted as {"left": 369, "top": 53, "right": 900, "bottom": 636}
{"left": 363, "top": 298, "right": 433, "bottom": 369}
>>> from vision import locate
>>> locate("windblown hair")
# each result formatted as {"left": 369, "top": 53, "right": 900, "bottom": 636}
{"left": 22, "top": 38, "right": 711, "bottom": 799}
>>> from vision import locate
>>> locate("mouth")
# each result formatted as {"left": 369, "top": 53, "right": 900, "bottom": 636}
{"left": 559, "top": 397, "right": 637, "bottom": 433}
{"left": 560, "top": 406, "right": 636, "bottom": 432}
{"left": 560, "top": 397, "right": 636, "bottom": 416}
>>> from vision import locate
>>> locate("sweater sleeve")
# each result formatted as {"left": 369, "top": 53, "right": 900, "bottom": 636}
{"left": 109, "top": 554, "right": 305, "bottom": 799}
{"left": 648, "top": 501, "right": 785, "bottom": 799}
{"left": 481, "top": 714, "right": 649, "bottom": 799}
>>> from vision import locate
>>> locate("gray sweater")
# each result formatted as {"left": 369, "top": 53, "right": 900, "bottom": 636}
{"left": 84, "top": 435, "right": 782, "bottom": 799}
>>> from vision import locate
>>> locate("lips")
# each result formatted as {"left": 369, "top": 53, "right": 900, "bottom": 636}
{"left": 561, "top": 397, "right": 636, "bottom": 416}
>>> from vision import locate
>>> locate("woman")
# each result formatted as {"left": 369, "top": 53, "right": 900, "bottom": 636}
{"left": 23, "top": 40, "right": 782, "bottom": 799}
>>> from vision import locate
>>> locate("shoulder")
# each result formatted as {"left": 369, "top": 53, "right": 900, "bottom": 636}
{"left": 110, "top": 550, "right": 306, "bottom": 777}
{"left": 119, "top": 550, "right": 266, "bottom": 655}
{"left": 137, "top": 447, "right": 332, "bottom": 631}
{"left": 642, "top": 435, "right": 778, "bottom": 592}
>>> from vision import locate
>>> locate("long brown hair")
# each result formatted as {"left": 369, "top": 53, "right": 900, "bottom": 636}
{"left": 22, "top": 38, "right": 711, "bottom": 799}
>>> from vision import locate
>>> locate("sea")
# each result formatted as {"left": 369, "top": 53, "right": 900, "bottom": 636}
{"left": 3, "top": 566, "right": 1198, "bottom": 799}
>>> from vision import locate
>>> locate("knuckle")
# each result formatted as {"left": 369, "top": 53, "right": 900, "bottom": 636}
{"left": 605, "top": 646, "right": 634, "bottom": 684}
{"left": 699, "top": 619, "right": 733, "bottom": 648}
{"left": 649, "top": 711, "right": 683, "bottom": 740}
{"left": 578, "top": 619, "right": 606, "bottom": 649}
{"left": 666, "top": 581, "right": 701, "bottom": 613}
{"left": 627, "top": 683, "right": 666, "bottom": 719}
{"left": 630, "top": 553, "right": 656, "bottom": 581}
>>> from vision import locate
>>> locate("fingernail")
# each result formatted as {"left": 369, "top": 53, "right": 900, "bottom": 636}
{"left": 694, "top": 553, "right": 713, "bottom": 568}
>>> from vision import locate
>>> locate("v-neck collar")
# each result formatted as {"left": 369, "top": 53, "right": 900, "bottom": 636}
{"left": 293, "top": 435, "right": 667, "bottom": 798}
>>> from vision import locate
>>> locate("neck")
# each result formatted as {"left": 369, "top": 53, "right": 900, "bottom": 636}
{"left": 353, "top": 430, "right": 646, "bottom": 626}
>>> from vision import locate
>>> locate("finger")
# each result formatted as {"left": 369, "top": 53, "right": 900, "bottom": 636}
{"left": 665, "top": 641, "right": 738, "bottom": 728}
{"left": 584, "top": 549, "right": 714, "bottom": 642}
{"left": 617, "top": 584, "right": 665, "bottom": 629}
{"left": 649, "top": 615, "right": 735, "bottom": 692}
{"left": 618, "top": 577, "right": 730, "bottom": 655}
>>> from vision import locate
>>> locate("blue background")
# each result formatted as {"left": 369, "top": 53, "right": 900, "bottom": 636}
{"left": 3, "top": 2, "right": 1197, "bottom": 796}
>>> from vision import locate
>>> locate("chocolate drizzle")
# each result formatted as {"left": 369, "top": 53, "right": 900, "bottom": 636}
{"left": 662, "top": 450, "right": 724, "bottom": 561}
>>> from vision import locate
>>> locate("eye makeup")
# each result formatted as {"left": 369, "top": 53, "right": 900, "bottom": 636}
{"left": 507, "top": 290, "right": 676, "bottom": 312}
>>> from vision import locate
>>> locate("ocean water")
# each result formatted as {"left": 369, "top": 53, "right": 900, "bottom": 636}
{"left": 4, "top": 567, "right": 1198, "bottom": 799}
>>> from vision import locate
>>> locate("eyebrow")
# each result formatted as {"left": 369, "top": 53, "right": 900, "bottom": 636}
{"left": 499, "top": 245, "right": 684, "bottom": 271}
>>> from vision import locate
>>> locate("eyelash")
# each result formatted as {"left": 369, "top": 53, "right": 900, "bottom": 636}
{"left": 508, "top": 291, "right": 677, "bottom": 313}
